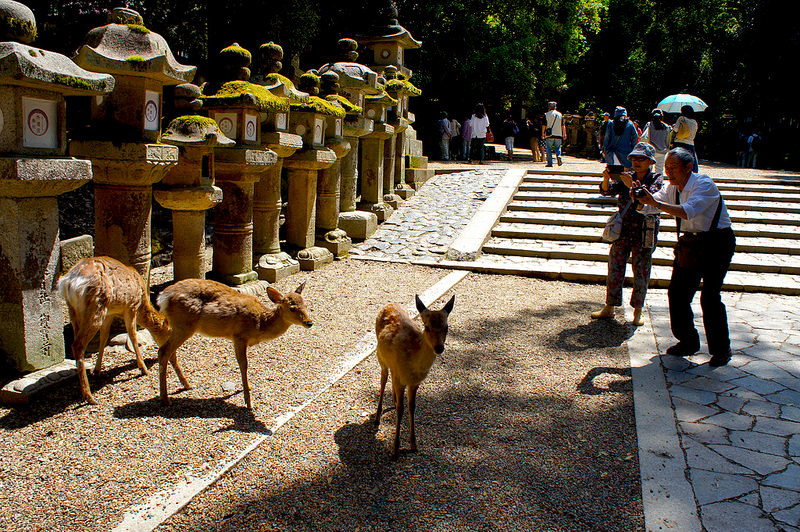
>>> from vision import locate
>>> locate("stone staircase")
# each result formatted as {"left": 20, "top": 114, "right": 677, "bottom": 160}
{"left": 477, "top": 170, "right": 800, "bottom": 295}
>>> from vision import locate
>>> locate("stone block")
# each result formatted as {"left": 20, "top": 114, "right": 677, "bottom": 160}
{"left": 255, "top": 253, "right": 300, "bottom": 283}
{"left": 0, "top": 360, "right": 77, "bottom": 404}
{"left": 297, "top": 246, "right": 334, "bottom": 271}
{"left": 406, "top": 154, "right": 427, "bottom": 169}
{"left": 339, "top": 211, "right": 378, "bottom": 240}
{"left": 407, "top": 168, "right": 435, "bottom": 189}
{"left": 60, "top": 235, "right": 94, "bottom": 274}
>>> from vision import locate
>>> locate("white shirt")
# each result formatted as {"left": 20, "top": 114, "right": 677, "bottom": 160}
{"left": 470, "top": 114, "right": 490, "bottom": 138}
{"left": 544, "top": 110, "right": 563, "bottom": 138}
{"left": 652, "top": 173, "right": 731, "bottom": 233}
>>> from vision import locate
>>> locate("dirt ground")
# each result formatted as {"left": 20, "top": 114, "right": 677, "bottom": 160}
{"left": 1, "top": 259, "right": 643, "bottom": 531}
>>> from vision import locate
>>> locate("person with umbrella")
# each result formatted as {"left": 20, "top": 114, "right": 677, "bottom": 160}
{"left": 672, "top": 105, "right": 699, "bottom": 172}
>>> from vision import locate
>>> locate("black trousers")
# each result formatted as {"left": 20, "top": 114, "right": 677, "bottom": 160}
{"left": 668, "top": 227, "right": 736, "bottom": 355}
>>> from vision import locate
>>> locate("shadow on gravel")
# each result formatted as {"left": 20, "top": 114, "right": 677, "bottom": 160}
{"left": 577, "top": 367, "right": 633, "bottom": 395}
{"left": 0, "top": 361, "right": 155, "bottom": 430}
{"left": 114, "top": 397, "right": 270, "bottom": 434}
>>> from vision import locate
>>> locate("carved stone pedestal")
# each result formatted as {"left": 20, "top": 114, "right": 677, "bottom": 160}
{"left": 359, "top": 122, "right": 395, "bottom": 221}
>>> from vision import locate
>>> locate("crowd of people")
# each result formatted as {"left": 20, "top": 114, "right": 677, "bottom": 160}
{"left": 436, "top": 99, "right": 737, "bottom": 368}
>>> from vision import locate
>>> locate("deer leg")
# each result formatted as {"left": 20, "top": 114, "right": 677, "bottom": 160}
{"left": 93, "top": 317, "right": 113, "bottom": 376}
{"left": 392, "top": 380, "right": 405, "bottom": 460}
{"left": 72, "top": 322, "right": 100, "bottom": 405}
{"left": 123, "top": 310, "right": 148, "bottom": 375}
{"left": 375, "top": 360, "right": 389, "bottom": 426}
{"left": 158, "top": 330, "right": 192, "bottom": 405}
{"left": 233, "top": 338, "right": 251, "bottom": 409}
{"left": 170, "top": 352, "right": 192, "bottom": 390}
{"left": 408, "top": 384, "right": 419, "bottom": 452}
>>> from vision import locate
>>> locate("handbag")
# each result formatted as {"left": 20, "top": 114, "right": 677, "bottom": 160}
{"left": 674, "top": 195, "right": 723, "bottom": 268}
{"left": 544, "top": 114, "right": 554, "bottom": 136}
{"left": 486, "top": 127, "right": 494, "bottom": 143}
{"left": 602, "top": 200, "right": 632, "bottom": 242}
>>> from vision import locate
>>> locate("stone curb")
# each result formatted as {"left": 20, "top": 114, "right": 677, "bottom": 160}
{"left": 445, "top": 168, "right": 526, "bottom": 261}
{"left": 111, "top": 270, "right": 470, "bottom": 532}
{"left": 626, "top": 306, "right": 701, "bottom": 531}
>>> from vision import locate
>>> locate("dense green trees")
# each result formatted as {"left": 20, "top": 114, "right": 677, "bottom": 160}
{"left": 22, "top": 0, "right": 798, "bottom": 168}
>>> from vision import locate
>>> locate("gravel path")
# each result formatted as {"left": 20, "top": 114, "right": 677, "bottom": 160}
{"left": 157, "top": 272, "right": 643, "bottom": 532}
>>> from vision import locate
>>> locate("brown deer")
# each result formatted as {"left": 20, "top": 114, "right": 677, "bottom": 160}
{"left": 374, "top": 294, "right": 455, "bottom": 459}
{"left": 155, "top": 279, "right": 312, "bottom": 408}
{"left": 58, "top": 256, "right": 171, "bottom": 405}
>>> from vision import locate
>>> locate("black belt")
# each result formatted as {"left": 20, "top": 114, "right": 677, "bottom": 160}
{"left": 682, "top": 227, "right": 733, "bottom": 237}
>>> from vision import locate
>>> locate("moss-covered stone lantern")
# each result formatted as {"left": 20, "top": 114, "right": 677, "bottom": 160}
{"left": 155, "top": 84, "right": 234, "bottom": 281}
{"left": 314, "top": 71, "right": 353, "bottom": 257}
{"left": 359, "top": 88, "right": 396, "bottom": 221}
{"left": 70, "top": 7, "right": 195, "bottom": 285}
{"left": 202, "top": 43, "right": 280, "bottom": 286}
{"left": 317, "top": 38, "right": 383, "bottom": 240}
{"left": 0, "top": 0, "right": 114, "bottom": 378}
{"left": 250, "top": 41, "right": 303, "bottom": 282}
{"left": 383, "top": 65, "right": 421, "bottom": 200}
{"left": 282, "top": 71, "right": 342, "bottom": 271}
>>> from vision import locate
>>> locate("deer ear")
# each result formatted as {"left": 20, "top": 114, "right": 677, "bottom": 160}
{"left": 415, "top": 295, "right": 427, "bottom": 314}
{"left": 442, "top": 295, "right": 455, "bottom": 314}
{"left": 267, "top": 286, "right": 283, "bottom": 303}
{"left": 295, "top": 281, "right": 306, "bottom": 295}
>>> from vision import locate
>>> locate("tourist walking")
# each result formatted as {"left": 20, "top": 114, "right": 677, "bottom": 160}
{"left": 461, "top": 113, "right": 472, "bottom": 161}
{"left": 501, "top": 115, "right": 518, "bottom": 162}
{"left": 526, "top": 116, "right": 541, "bottom": 162}
{"left": 603, "top": 106, "right": 638, "bottom": 169}
{"left": 592, "top": 142, "right": 663, "bottom": 326}
{"left": 636, "top": 147, "right": 736, "bottom": 367}
{"left": 747, "top": 130, "right": 762, "bottom": 168}
{"left": 438, "top": 111, "right": 452, "bottom": 161}
{"left": 598, "top": 111, "right": 611, "bottom": 160}
{"left": 469, "top": 103, "right": 490, "bottom": 164}
{"left": 450, "top": 116, "right": 462, "bottom": 162}
{"left": 672, "top": 105, "right": 699, "bottom": 172}
{"left": 641, "top": 109, "right": 671, "bottom": 173}
{"left": 542, "top": 101, "right": 565, "bottom": 167}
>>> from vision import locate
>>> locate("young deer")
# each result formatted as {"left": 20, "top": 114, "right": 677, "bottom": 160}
{"left": 155, "top": 279, "right": 312, "bottom": 408}
{"left": 58, "top": 256, "right": 171, "bottom": 405}
{"left": 374, "top": 294, "right": 455, "bottom": 459}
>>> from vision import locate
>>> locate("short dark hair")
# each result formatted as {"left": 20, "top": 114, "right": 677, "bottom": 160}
{"left": 668, "top": 147, "right": 695, "bottom": 167}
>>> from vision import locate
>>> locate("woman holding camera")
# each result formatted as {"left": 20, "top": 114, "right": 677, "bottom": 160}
{"left": 592, "top": 142, "right": 663, "bottom": 325}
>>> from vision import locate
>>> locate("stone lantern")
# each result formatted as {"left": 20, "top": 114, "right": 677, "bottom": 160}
{"left": 283, "top": 72, "right": 342, "bottom": 270}
{"left": 383, "top": 65, "right": 421, "bottom": 202}
{"left": 202, "top": 44, "right": 280, "bottom": 285}
{"left": 315, "top": 71, "right": 354, "bottom": 257}
{"left": 358, "top": 88, "right": 396, "bottom": 221}
{"left": 0, "top": 0, "right": 114, "bottom": 375}
{"left": 250, "top": 41, "right": 303, "bottom": 282}
{"left": 356, "top": 2, "right": 432, "bottom": 193}
{"left": 317, "top": 38, "right": 382, "bottom": 240}
{"left": 70, "top": 7, "right": 195, "bottom": 285}
{"left": 154, "top": 84, "right": 234, "bottom": 281}
{"left": 582, "top": 111, "right": 598, "bottom": 158}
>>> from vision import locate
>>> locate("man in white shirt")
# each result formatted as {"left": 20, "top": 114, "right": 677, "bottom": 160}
{"left": 635, "top": 148, "right": 736, "bottom": 367}
{"left": 541, "top": 101, "right": 566, "bottom": 167}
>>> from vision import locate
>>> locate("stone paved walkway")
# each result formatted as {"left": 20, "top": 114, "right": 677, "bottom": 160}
{"left": 354, "top": 158, "right": 800, "bottom": 531}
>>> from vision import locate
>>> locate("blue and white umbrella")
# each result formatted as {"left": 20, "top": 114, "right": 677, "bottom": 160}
{"left": 656, "top": 94, "right": 708, "bottom": 113}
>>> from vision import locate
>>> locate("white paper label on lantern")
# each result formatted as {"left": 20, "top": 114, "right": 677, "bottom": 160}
{"left": 144, "top": 90, "right": 160, "bottom": 131}
{"left": 244, "top": 114, "right": 258, "bottom": 141}
{"left": 335, "top": 118, "right": 342, "bottom": 137}
{"left": 95, "top": 95, "right": 104, "bottom": 106}
{"left": 276, "top": 113, "right": 287, "bottom": 130}
{"left": 380, "top": 108, "right": 387, "bottom": 122}
{"left": 22, "top": 97, "right": 58, "bottom": 149}
{"left": 216, "top": 113, "right": 238, "bottom": 139}
{"left": 314, "top": 118, "right": 324, "bottom": 144}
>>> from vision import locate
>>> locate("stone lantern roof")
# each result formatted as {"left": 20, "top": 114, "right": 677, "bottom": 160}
{"left": 291, "top": 72, "right": 346, "bottom": 118}
{"left": 357, "top": 1, "right": 422, "bottom": 51}
{"left": 365, "top": 90, "right": 397, "bottom": 107}
{"left": 161, "top": 115, "right": 234, "bottom": 147}
{"left": 203, "top": 80, "right": 290, "bottom": 113}
{"left": 73, "top": 7, "right": 195, "bottom": 84}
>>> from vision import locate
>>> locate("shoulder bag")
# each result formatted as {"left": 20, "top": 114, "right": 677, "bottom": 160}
{"left": 602, "top": 199, "right": 632, "bottom": 242}
{"left": 674, "top": 194, "right": 723, "bottom": 268}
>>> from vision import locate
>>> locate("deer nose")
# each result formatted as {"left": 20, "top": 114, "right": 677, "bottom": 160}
{"left": 304, "top": 320, "right": 313, "bottom": 328}
{"left": 434, "top": 345, "right": 444, "bottom": 354}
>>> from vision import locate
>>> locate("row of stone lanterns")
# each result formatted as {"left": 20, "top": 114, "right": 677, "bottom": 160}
{"left": 0, "top": 0, "right": 431, "bottom": 397}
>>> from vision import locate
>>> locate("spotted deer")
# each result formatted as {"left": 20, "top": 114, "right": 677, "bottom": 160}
{"left": 58, "top": 256, "right": 171, "bottom": 405}
{"left": 374, "top": 294, "right": 455, "bottom": 459}
{"left": 155, "top": 279, "right": 313, "bottom": 408}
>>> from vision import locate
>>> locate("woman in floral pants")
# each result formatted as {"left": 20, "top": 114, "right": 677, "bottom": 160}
{"left": 592, "top": 142, "right": 663, "bottom": 325}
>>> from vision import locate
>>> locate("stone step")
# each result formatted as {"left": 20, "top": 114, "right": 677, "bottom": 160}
{"left": 490, "top": 223, "right": 800, "bottom": 256}
{"left": 505, "top": 201, "right": 800, "bottom": 225}
{"left": 522, "top": 173, "right": 800, "bottom": 189}
{"left": 516, "top": 185, "right": 800, "bottom": 204}
{"left": 519, "top": 181, "right": 800, "bottom": 196}
{"left": 498, "top": 212, "right": 800, "bottom": 239}
{"left": 439, "top": 256, "right": 800, "bottom": 295}
{"left": 482, "top": 237, "right": 800, "bottom": 275}
{"left": 512, "top": 193, "right": 800, "bottom": 214}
